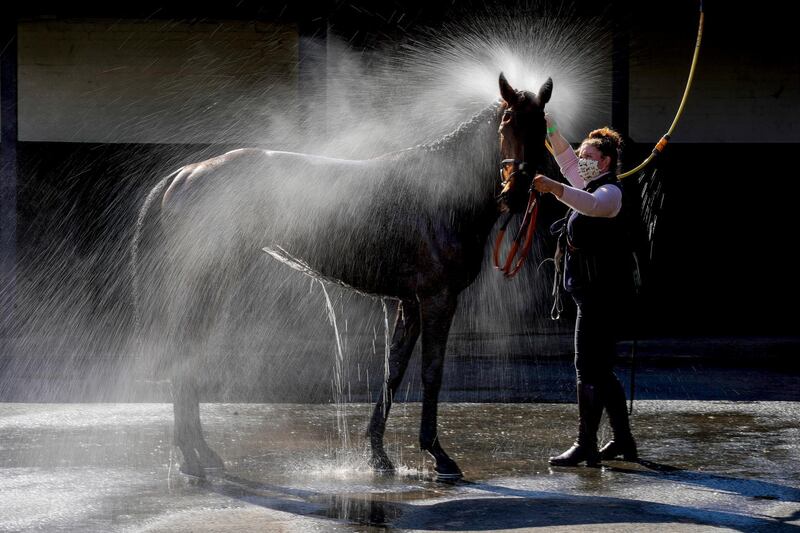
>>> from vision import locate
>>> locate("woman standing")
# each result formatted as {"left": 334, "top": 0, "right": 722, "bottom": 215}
{"left": 532, "top": 116, "right": 638, "bottom": 466}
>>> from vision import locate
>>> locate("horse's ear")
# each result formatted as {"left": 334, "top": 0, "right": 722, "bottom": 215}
{"left": 538, "top": 77, "right": 553, "bottom": 106}
{"left": 499, "top": 72, "right": 518, "bottom": 105}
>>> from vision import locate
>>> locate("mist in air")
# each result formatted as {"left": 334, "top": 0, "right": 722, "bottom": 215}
{"left": 3, "top": 3, "right": 613, "bottom": 404}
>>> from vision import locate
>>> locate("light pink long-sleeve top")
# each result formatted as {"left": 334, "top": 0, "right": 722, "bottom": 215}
{"left": 554, "top": 148, "right": 622, "bottom": 218}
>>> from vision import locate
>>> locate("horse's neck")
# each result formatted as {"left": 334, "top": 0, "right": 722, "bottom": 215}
{"left": 424, "top": 102, "right": 501, "bottom": 202}
{"left": 433, "top": 103, "right": 503, "bottom": 237}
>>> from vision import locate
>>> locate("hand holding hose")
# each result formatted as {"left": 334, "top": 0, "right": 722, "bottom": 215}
{"left": 544, "top": 114, "right": 570, "bottom": 156}
{"left": 545, "top": 113, "right": 556, "bottom": 133}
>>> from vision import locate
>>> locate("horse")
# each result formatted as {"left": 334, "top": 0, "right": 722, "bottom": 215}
{"left": 131, "top": 73, "right": 552, "bottom": 480}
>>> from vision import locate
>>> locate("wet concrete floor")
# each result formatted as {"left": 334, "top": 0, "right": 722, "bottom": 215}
{"left": 1, "top": 401, "right": 798, "bottom": 532}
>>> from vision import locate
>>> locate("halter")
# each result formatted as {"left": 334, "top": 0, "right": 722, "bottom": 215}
{"left": 493, "top": 159, "right": 539, "bottom": 278}
{"left": 498, "top": 158, "right": 528, "bottom": 186}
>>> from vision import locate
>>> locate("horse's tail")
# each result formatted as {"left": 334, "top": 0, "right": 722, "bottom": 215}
{"left": 130, "top": 168, "right": 180, "bottom": 337}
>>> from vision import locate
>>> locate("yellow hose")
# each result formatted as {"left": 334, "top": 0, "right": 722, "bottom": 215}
{"left": 617, "top": 8, "right": 704, "bottom": 179}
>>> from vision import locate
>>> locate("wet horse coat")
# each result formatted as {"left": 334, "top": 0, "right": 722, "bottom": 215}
{"left": 132, "top": 75, "right": 552, "bottom": 478}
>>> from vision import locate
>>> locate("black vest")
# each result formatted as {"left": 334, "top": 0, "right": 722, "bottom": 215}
{"left": 561, "top": 173, "right": 631, "bottom": 294}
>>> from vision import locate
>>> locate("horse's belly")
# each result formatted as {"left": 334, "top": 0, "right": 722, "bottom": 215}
{"left": 270, "top": 212, "right": 423, "bottom": 299}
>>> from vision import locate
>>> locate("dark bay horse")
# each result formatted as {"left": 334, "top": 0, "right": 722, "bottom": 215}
{"left": 132, "top": 74, "right": 552, "bottom": 480}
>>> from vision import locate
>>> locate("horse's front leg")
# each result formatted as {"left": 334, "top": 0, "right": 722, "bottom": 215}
{"left": 367, "top": 299, "right": 421, "bottom": 472}
{"left": 419, "top": 289, "right": 462, "bottom": 480}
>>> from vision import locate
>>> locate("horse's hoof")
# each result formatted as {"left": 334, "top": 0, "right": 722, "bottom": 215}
{"left": 199, "top": 452, "right": 226, "bottom": 470}
{"left": 422, "top": 443, "right": 463, "bottom": 481}
{"left": 369, "top": 451, "right": 396, "bottom": 474}
{"left": 178, "top": 462, "right": 206, "bottom": 479}
{"left": 434, "top": 459, "right": 463, "bottom": 481}
{"left": 435, "top": 470, "right": 463, "bottom": 481}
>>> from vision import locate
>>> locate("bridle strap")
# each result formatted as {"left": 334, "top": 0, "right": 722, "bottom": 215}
{"left": 499, "top": 159, "right": 529, "bottom": 183}
{"left": 494, "top": 130, "right": 540, "bottom": 274}
{"left": 493, "top": 164, "right": 539, "bottom": 278}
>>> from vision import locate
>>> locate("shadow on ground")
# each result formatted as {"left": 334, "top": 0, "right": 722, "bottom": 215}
{"left": 206, "top": 469, "right": 799, "bottom": 531}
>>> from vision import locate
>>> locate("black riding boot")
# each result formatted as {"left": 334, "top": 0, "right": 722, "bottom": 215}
{"left": 599, "top": 374, "right": 638, "bottom": 461}
{"left": 549, "top": 381, "right": 603, "bottom": 467}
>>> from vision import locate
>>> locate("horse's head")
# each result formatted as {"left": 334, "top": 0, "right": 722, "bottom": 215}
{"left": 497, "top": 73, "right": 552, "bottom": 213}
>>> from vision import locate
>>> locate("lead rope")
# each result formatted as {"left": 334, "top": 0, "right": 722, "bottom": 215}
{"left": 629, "top": 336, "right": 637, "bottom": 415}
{"left": 549, "top": 244, "right": 564, "bottom": 320}
{"left": 550, "top": 274, "right": 563, "bottom": 321}
{"left": 628, "top": 207, "right": 646, "bottom": 415}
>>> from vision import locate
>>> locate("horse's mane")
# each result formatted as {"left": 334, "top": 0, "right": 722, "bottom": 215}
{"left": 376, "top": 101, "right": 501, "bottom": 161}
{"left": 418, "top": 101, "right": 502, "bottom": 152}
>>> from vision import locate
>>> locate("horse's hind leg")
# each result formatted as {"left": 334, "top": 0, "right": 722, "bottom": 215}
{"left": 367, "top": 299, "right": 420, "bottom": 472}
{"left": 172, "top": 375, "right": 225, "bottom": 477}
{"left": 419, "top": 289, "right": 462, "bottom": 480}
{"left": 169, "top": 256, "right": 245, "bottom": 477}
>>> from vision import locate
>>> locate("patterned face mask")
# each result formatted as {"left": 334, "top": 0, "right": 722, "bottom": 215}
{"left": 577, "top": 157, "right": 602, "bottom": 181}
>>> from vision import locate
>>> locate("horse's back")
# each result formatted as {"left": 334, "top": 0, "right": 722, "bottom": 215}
{"left": 161, "top": 148, "right": 377, "bottom": 210}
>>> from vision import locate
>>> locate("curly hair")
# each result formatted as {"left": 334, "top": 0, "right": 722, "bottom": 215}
{"left": 582, "top": 127, "right": 624, "bottom": 174}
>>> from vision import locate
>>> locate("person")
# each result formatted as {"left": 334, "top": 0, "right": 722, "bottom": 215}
{"left": 532, "top": 115, "right": 638, "bottom": 467}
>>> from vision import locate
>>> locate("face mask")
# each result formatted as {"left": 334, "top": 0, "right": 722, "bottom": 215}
{"left": 577, "top": 158, "right": 602, "bottom": 182}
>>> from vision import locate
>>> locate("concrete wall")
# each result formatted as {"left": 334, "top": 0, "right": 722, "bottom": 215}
{"left": 18, "top": 18, "right": 297, "bottom": 144}
{"left": 17, "top": 9, "right": 798, "bottom": 146}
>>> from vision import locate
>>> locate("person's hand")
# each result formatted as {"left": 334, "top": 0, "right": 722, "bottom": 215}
{"left": 533, "top": 174, "right": 564, "bottom": 197}
{"left": 545, "top": 113, "right": 557, "bottom": 135}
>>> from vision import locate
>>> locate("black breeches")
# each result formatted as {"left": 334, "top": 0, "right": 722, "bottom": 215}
{"left": 572, "top": 290, "right": 621, "bottom": 385}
